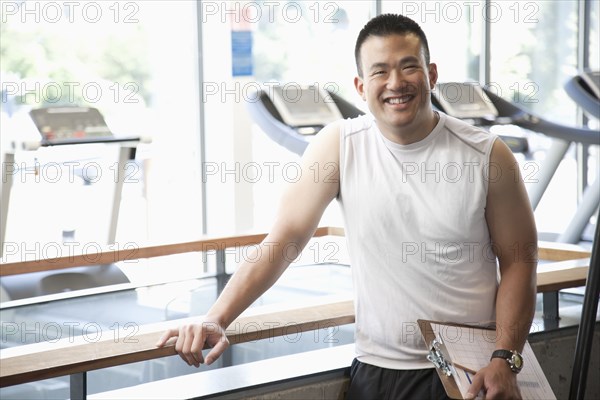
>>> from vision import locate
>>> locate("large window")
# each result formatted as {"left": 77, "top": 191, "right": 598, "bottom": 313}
{"left": 201, "top": 1, "right": 373, "bottom": 234}
{"left": 382, "top": 0, "right": 596, "bottom": 239}
{"left": 489, "top": 1, "right": 579, "bottom": 124}
{"left": 253, "top": 1, "right": 373, "bottom": 102}
{"left": 1, "top": 1, "right": 203, "bottom": 254}
{"left": 590, "top": 0, "right": 599, "bottom": 71}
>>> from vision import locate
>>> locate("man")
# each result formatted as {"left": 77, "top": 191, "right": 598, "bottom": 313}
{"left": 157, "top": 14, "right": 537, "bottom": 399}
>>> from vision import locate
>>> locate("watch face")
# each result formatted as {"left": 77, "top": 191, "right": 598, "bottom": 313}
{"left": 511, "top": 353, "right": 523, "bottom": 371}
{"left": 491, "top": 350, "right": 523, "bottom": 373}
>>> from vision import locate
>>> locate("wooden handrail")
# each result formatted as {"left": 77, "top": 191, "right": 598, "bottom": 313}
{"left": 0, "top": 298, "right": 355, "bottom": 388}
{"left": 0, "top": 226, "right": 343, "bottom": 276}
{"left": 0, "top": 256, "right": 592, "bottom": 388}
{"left": 0, "top": 227, "right": 590, "bottom": 277}
{"left": 538, "top": 241, "right": 592, "bottom": 261}
{"left": 0, "top": 226, "right": 592, "bottom": 389}
{"left": 0, "top": 258, "right": 592, "bottom": 388}
{"left": 536, "top": 258, "right": 590, "bottom": 292}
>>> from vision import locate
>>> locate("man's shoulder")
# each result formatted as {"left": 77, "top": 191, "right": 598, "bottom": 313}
{"left": 339, "top": 114, "right": 375, "bottom": 138}
{"left": 441, "top": 112, "right": 498, "bottom": 155}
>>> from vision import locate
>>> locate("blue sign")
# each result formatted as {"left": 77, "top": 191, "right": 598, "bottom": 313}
{"left": 231, "top": 30, "right": 253, "bottom": 77}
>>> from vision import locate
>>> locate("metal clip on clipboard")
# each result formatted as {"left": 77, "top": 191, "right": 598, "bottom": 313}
{"left": 427, "top": 337, "right": 454, "bottom": 377}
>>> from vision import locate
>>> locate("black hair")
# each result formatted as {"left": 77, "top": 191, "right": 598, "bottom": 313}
{"left": 354, "top": 14, "right": 431, "bottom": 77}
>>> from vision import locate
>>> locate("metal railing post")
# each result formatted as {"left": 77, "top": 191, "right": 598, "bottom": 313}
{"left": 70, "top": 372, "right": 87, "bottom": 400}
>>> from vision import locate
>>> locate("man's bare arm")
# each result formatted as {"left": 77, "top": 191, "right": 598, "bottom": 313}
{"left": 156, "top": 122, "right": 342, "bottom": 367}
{"left": 467, "top": 139, "right": 537, "bottom": 399}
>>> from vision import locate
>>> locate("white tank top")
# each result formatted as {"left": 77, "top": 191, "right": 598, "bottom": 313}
{"left": 338, "top": 112, "right": 499, "bottom": 369}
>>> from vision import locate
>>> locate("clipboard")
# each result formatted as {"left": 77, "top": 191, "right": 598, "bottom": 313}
{"left": 417, "top": 319, "right": 556, "bottom": 400}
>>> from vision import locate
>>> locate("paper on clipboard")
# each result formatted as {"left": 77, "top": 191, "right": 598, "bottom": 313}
{"left": 418, "top": 319, "right": 556, "bottom": 400}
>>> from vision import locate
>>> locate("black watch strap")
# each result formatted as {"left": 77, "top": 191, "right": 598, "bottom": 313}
{"left": 491, "top": 349, "right": 513, "bottom": 360}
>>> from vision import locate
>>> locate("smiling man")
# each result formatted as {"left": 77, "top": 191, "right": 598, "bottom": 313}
{"left": 158, "top": 14, "right": 537, "bottom": 400}
{"left": 354, "top": 27, "right": 438, "bottom": 145}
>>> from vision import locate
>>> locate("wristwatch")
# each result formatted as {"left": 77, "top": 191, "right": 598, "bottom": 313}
{"left": 490, "top": 349, "right": 524, "bottom": 373}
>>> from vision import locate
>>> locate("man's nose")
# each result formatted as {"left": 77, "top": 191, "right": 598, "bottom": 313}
{"left": 386, "top": 69, "right": 407, "bottom": 91}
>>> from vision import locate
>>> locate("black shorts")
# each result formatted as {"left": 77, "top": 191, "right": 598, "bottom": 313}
{"left": 345, "top": 358, "right": 451, "bottom": 400}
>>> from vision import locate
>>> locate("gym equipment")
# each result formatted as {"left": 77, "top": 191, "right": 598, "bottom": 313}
{"left": 1, "top": 107, "right": 144, "bottom": 253}
{"left": 433, "top": 81, "right": 599, "bottom": 244}
{"left": 28, "top": 106, "right": 140, "bottom": 146}
{"left": 432, "top": 82, "right": 530, "bottom": 153}
{"left": 248, "top": 80, "right": 598, "bottom": 244}
{"left": 246, "top": 85, "right": 364, "bottom": 156}
{"left": 0, "top": 106, "right": 146, "bottom": 298}
{"left": 564, "top": 70, "right": 600, "bottom": 120}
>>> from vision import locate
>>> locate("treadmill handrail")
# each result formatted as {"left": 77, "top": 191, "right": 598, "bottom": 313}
{"left": 481, "top": 88, "right": 599, "bottom": 146}
{"left": 564, "top": 74, "right": 600, "bottom": 120}
{"left": 246, "top": 90, "right": 311, "bottom": 156}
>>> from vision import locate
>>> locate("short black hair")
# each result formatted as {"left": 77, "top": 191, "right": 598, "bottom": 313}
{"left": 355, "top": 14, "right": 431, "bottom": 77}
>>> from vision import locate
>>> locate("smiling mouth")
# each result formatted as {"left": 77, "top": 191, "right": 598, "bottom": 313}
{"left": 385, "top": 94, "right": 414, "bottom": 104}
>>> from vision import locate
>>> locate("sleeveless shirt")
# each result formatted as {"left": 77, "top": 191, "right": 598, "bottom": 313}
{"left": 338, "top": 112, "right": 499, "bottom": 369}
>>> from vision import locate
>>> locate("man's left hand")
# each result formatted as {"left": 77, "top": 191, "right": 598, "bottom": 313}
{"left": 465, "top": 358, "right": 521, "bottom": 399}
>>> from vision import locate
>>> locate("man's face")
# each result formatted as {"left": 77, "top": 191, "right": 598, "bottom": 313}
{"left": 354, "top": 33, "right": 438, "bottom": 143}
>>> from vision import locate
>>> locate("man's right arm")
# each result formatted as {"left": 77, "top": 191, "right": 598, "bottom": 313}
{"left": 156, "top": 121, "right": 342, "bottom": 367}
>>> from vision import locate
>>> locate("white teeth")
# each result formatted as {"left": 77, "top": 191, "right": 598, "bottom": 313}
{"left": 387, "top": 96, "right": 411, "bottom": 104}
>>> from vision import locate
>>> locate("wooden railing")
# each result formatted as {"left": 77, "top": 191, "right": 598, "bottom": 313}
{"left": 0, "top": 298, "right": 355, "bottom": 388}
{"left": 0, "top": 227, "right": 592, "bottom": 398}
{"left": 0, "top": 226, "right": 344, "bottom": 276}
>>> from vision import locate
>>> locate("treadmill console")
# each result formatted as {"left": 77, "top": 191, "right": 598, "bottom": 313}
{"left": 432, "top": 82, "right": 530, "bottom": 153}
{"left": 433, "top": 82, "right": 499, "bottom": 120}
{"left": 30, "top": 107, "right": 113, "bottom": 145}
{"left": 268, "top": 85, "right": 343, "bottom": 134}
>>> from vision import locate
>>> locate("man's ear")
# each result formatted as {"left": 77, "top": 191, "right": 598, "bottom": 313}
{"left": 354, "top": 76, "right": 366, "bottom": 101}
{"left": 428, "top": 63, "right": 438, "bottom": 89}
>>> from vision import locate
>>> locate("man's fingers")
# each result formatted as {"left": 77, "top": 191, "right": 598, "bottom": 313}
{"left": 181, "top": 326, "right": 203, "bottom": 367}
{"left": 155, "top": 328, "right": 179, "bottom": 347}
{"left": 174, "top": 329, "right": 192, "bottom": 366}
{"left": 157, "top": 322, "right": 228, "bottom": 367}
{"left": 189, "top": 328, "right": 207, "bottom": 366}
{"left": 466, "top": 373, "right": 483, "bottom": 399}
{"left": 205, "top": 337, "right": 229, "bottom": 365}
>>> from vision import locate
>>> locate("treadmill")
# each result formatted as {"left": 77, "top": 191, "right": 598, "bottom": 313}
{"left": 29, "top": 106, "right": 141, "bottom": 147}
{"left": 432, "top": 82, "right": 530, "bottom": 153}
{"left": 1, "top": 106, "right": 140, "bottom": 300}
{"left": 247, "top": 80, "right": 598, "bottom": 244}
{"left": 246, "top": 84, "right": 364, "bottom": 156}
{"left": 432, "top": 81, "right": 599, "bottom": 244}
